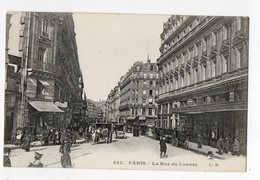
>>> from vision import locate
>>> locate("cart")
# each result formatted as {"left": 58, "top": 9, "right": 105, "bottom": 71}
{"left": 115, "top": 123, "right": 125, "bottom": 139}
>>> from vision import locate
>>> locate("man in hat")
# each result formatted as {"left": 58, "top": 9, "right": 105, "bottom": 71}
{"left": 159, "top": 136, "right": 167, "bottom": 158}
{"left": 28, "top": 152, "right": 44, "bottom": 167}
{"left": 3, "top": 147, "right": 11, "bottom": 167}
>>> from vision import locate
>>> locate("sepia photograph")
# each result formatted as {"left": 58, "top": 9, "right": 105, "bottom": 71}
{"left": 3, "top": 11, "right": 249, "bottom": 172}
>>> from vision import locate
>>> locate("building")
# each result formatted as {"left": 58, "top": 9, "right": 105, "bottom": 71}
{"left": 119, "top": 57, "right": 159, "bottom": 131}
{"left": 107, "top": 83, "right": 120, "bottom": 123}
{"left": 5, "top": 12, "right": 85, "bottom": 138}
{"left": 86, "top": 99, "right": 106, "bottom": 123}
{"left": 156, "top": 15, "right": 249, "bottom": 153}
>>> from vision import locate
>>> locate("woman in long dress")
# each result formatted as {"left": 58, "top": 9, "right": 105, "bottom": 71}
{"left": 21, "top": 132, "right": 31, "bottom": 152}
{"left": 59, "top": 137, "right": 72, "bottom": 168}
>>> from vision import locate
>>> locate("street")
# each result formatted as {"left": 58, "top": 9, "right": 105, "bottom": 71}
{"left": 9, "top": 133, "right": 245, "bottom": 171}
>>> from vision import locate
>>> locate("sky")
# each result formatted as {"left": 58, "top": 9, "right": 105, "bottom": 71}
{"left": 73, "top": 13, "right": 171, "bottom": 101}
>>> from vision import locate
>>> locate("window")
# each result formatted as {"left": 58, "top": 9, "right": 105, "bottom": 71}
{"left": 156, "top": 73, "right": 159, "bottom": 79}
{"left": 41, "top": 18, "right": 48, "bottom": 36}
{"left": 150, "top": 81, "right": 153, "bottom": 86}
{"left": 144, "top": 73, "right": 147, "bottom": 78}
{"left": 142, "top": 98, "right": 146, "bottom": 105}
{"left": 148, "top": 108, "right": 153, "bottom": 115}
{"left": 36, "top": 80, "right": 44, "bottom": 98}
{"left": 136, "top": 66, "right": 140, "bottom": 71}
{"left": 143, "top": 90, "right": 146, "bottom": 95}
{"left": 38, "top": 47, "right": 46, "bottom": 62}
{"left": 143, "top": 81, "right": 147, "bottom": 86}
{"left": 135, "top": 90, "right": 138, "bottom": 95}
{"left": 142, "top": 108, "right": 146, "bottom": 115}
{"left": 150, "top": 65, "right": 153, "bottom": 71}
{"left": 237, "top": 17, "right": 241, "bottom": 31}
{"left": 156, "top": 90, "right": 158, "bottom": 95}
{"left": 149, "top": 90, "right": 153, "bottom": 96}
{"left": 150, "top": 73, "right": 154, "bottom": 78}
{"left": 148, "top": 98, "right": 153, "bottom": 104}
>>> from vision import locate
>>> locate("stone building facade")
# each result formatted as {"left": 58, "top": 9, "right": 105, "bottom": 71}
{"left": 6, "top": 12, "right": 85, "bottom": 137}
{"left": 107, "top": 84, "right": 121, "bottom": 123}
{"left": 156, "top": 15, "right": 249, "bottom": 153}
{"left": 119, "top": 58, "right": 159, "bottom": 131}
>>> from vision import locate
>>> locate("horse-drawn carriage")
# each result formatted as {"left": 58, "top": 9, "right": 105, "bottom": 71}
{"left": 94, "top": 123, "right": 111, "bottom": 144}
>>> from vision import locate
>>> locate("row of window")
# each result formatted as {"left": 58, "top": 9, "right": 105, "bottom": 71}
{"left": 161, "top": 23, "right": 243, "bottom": 76}
{"left": 158, "top": 90, "right": 245, "bottom": 114}
{"left": 132, "top": 72, "right": 159, "bottom": 79}
{"left": 130, "top": 107, "right": 156, "bottom": 116}
{"left": 161, "top": 17, "right": 242, "bottom": 56}
{"left": 132, "top": 80, "right": 158, "bottom": 87}
{"left": 132, "top": 89, "right": 159, "bottom": 96}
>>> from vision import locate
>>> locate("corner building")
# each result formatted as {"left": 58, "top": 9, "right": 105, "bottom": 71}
{"left": 119, "top": 58, "right": 159, "bottom": 132}
{"left": 156, "top": 15, "right": 249, "bottom": 154}
{"left": 11, "top": 12, "right": 84, "bottom": 132}
{"left": 107, "top": 84, "right": 121, "bottom": 123}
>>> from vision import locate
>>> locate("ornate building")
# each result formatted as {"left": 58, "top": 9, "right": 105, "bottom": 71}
{"left": 156, "top": 15, "right": 249, "bottom": 153}
{"left": 86, "top": 99, "right": 104, "bottom": 123}
{"left": 107, "top": 83, "right": 121, "bottom": 123}
{"left": 119, "top": 57, "right": 159, "bottom": 131}
{"left": 5, "top": 12, "right": 85, "bottom": 137}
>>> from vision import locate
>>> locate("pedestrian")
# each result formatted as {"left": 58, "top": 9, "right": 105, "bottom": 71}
{"left": 3, "top": 147, "right": 11, "bottom": 167}
{"left": 11, "top": 128, "right": 17, "bottom": 144}
{"left": 71, "top": 127, "right": 77, "bottom": 144}
{"left": 159, "top": 136, "right": 167, "bottom": 158}
{"left": 232, "top": 138, "right": 240, "bottom": 156}
{"left": 16, "top": 127, "right": 23, "bottom": 146}
{"left": 28, "top": 152, "right": 44, "bottom": 168}
{"left": 223, "top": 137, "right": 230, "bottom": 153}
{"left": 197, "top": 134, "right": 202, "bottom": 149}
{"left": 59, "top": 137, "right": 72, "bottom": 168}
{"left": 217, "top": 137, "right": 223, "bottom": 155}
{"left": 92, "top": 128, "right": 97, "bottom": 144}
{"left": 184, "top": 137, "right": 189, "bottom": 149}
{"left": 21, "top": 130, "right": 31, "bottom": 152}
{"left": 110, "top": 123, "right": 114, "bottom": 143}
{"left": 53, "top": 129, "right": 58, "bottom": 145}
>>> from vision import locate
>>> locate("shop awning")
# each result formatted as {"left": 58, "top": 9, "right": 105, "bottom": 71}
{"left": 38, "top": 80, "right": 50, "bottom": 87}
{"left": 139, "top": 116, "right": 146, "bottom": 121}
{"left": 126, "top": 116, "right": 136, "bottom": 120}
{"left": 28, "top": 100, "right": 64, "bottom": 113}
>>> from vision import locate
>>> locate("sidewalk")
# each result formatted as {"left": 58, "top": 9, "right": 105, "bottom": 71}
{"left": 4, "top": 138, "right": 86, "bottom": 151}
{"left": 185, "top": 142, "right": 235, "bottom": 160}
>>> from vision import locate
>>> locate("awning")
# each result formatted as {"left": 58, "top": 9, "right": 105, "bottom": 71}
{"left": 28, "top": 100, "right": 64, "bottom": 113}
{"left": 38, "top": 80, "right": 50, "bottom": 87}
{"left": 126, "top": 116, "right": 136, "bottom": 120}
{"left": 139, "top": 116, "right": 146, "bottom": 121}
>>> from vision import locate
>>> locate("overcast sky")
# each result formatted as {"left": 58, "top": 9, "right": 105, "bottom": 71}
{"left": 73, "top": 13, "right": 171, "bottom": 101}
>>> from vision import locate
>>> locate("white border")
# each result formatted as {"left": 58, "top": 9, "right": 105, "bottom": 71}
{"left": 1, "top": 0, "right": 260, "bottom": 180}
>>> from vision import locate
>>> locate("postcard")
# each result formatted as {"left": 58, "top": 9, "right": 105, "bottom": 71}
{"left": 4, "top": 12, "right": 248, "bottom": 172}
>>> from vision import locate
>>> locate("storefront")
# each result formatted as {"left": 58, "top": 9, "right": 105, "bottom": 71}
{"left": 182, "top": 110, "right": 247, "bottom": 154}
{"left": 27, "top": 100, "right": 64, "bottom": 135}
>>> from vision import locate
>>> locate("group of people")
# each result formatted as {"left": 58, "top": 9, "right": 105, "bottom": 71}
{"left": 91, "top": 126, "right": 114, "bottom": 144}
{"left": 217, "top": 137, "right": 241, "bottom": 156}
{"left": 196, "top": 134, "right": 242, "bottom": 156}
{"left": 10, "top": 127, "right": 32, "bottom": 152}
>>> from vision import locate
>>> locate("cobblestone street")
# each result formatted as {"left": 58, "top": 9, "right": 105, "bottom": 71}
{"left": 8, "top": 133, "right": 245, "bottom": 171}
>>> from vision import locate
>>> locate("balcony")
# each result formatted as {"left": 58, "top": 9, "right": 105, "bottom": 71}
{"left": 30, "top": 61, "right": 62, "bottom": 75}
{"left": 220, "top": 38, "right": 230, "bottom": 53}
{"left": 209, "top": 45, "right": 217, "bottom": 58}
